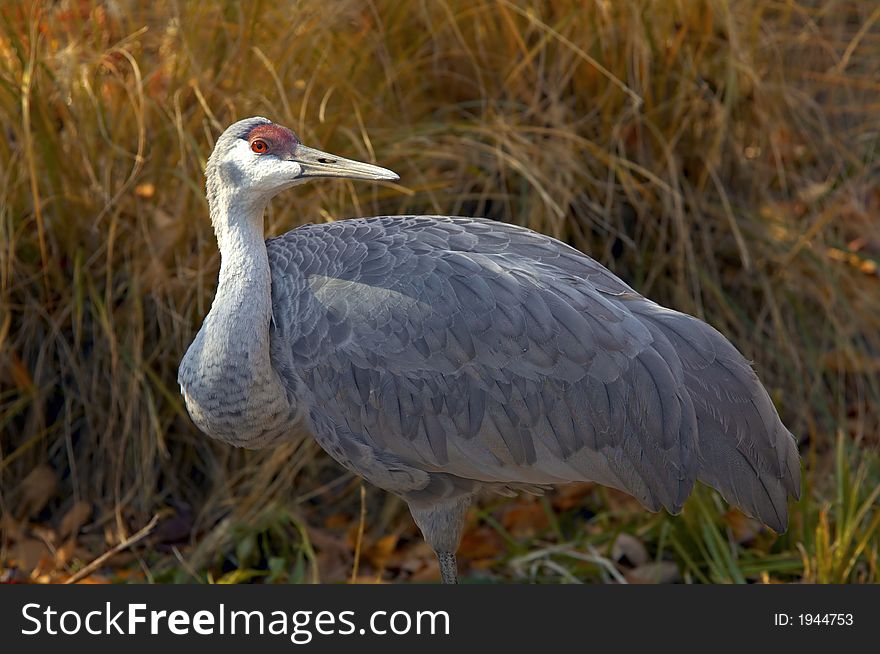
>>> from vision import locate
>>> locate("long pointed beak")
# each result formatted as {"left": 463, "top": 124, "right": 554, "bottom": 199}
{"left": 293, "top": 145, "right": 399, "bottom": 181}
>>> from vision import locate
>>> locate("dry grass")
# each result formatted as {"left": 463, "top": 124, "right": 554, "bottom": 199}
{"left": 1, "top": 0, "right": 878, "bottom": 583}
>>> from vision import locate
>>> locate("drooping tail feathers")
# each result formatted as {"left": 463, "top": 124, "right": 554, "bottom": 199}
{"left": 632, "top": 302, "right": 801, "bottom": 532}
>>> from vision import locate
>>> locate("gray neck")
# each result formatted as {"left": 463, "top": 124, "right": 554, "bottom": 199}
{"left": 210, "top": 190, "right": 272, "bottom": 319}
{"left": 179, "top": 174, "right": 294, "bottom": 448}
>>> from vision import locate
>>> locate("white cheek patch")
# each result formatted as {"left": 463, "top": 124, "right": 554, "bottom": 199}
{"left": 221, "top": 140, "right": 305, "bottom": 195}
{"left": 221, "top": 141, "right": 261, "bottom": 187}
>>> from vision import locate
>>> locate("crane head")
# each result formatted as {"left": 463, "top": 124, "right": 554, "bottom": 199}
{"left": 207, "top": 117, "right": 398, "bottom": 200}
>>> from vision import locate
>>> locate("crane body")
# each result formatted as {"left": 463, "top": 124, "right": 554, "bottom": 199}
{"left": 180, "top": 117, "right": 801, "bottom": 583}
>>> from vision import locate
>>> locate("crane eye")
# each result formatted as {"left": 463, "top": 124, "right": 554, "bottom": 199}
{"left": 251, "top": 139, "right": 269, "bottom": 154}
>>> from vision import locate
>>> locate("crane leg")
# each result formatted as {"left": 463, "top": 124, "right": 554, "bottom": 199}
{"left": 408, "top": 493, "right": 472, "bottom": 585}
{"left": 437, "top": 551, "right": 459, "bottom": 584}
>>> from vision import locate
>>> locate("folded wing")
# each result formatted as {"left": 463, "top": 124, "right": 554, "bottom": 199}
{"left": 267, "top": 216, "right": 800, "bottom": 528}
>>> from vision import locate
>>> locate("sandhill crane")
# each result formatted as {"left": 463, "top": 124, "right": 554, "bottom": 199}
{"left": 179, "top": 117, "right": 801, "bottom": 584}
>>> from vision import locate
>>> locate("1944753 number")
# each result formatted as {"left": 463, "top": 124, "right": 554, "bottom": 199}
{"left": 774, "top": 614, "right": 854, "bottom": 626}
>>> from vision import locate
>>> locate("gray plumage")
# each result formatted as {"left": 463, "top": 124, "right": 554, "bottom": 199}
{"left": 180, "top": 117, "right": 801, "bottom": 583}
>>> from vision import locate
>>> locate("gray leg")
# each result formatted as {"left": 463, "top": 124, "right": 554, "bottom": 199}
{"left": 437, "top": 551, "right": 459, "bottom": 584}
{"left": 408, "top": 494, "right": 472, "bottom": 584}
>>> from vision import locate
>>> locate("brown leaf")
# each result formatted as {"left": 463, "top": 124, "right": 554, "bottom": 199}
{"left": 11, "top": 538, "right": 52, "bottom": 575}
{"left": 109, "top": 568, "right": 146, "bottom": 583}
{"left": 365, "top": 534, "right": 398, "bottom": 571}
{"left": 501, "top": 500, "right": 549, "bottom": 538}
{"left": 458, "top": 525, "right": 504, "bottom": 560}
{"left": 551, "top": 482, "right": 596, "bottom": 511}
{"left": 309, "top": 525, "right": 352, "bottom": 583}
{"left": 306, "top": 525, "right": 349, "bottom": 553}
{"left": 722, "top": 509, "right": 762, "bottom": 544}
{"left": 58, "top": 501, "right": 92, "bottom": 540}
{"left": 18, "top": 464, "right": 58, "bottom": 518}
{"left": 625, "top": 561, "right": 681, "bottom": 584}
{"left": 469, "top": 557, "right": 497, "bottom": 570}
{"left": 611, "top": 533, "right": 649, "bottom": 567}
{"left": 386, "top": 540, "right": 433, "bottom": 574}
{"left": 324, "top": 514, "right": 350, "bottom": 530}
{"left": 315, "top": 549, "right": 349, "bottom": 583}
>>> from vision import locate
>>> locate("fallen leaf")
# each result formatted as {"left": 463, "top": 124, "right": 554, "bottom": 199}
{"left": 365, "top": 534, "right": 398, "bottom": 571}
{"left": 306, "top": 525, "right": 352, "bottom": 583}
{"left": 110, "top": 568, "right": 146, "bottom": 583}
{"left": 11, "top": 538, "right": 52, "bottom": 575}
{"left": 458, "top": 526, "right": 504, "bottom": 560}
{"left": 501, "top": 500, "right": 549, "bottom": 538}
{"left": 315, "top": 548, "right": 350, "bottom": 583}
{"left": 324, "top": 514, "right": 350, "bottom": 530}
{"left": 551, "top": 482, "right": 596, "bottom": 511}
{"left": 307, "top": 525, "right": 350, "bottom": 555}
{"left": 386, "top": 540, "right": 433, "bottom": 574}
{"left": 469, "top": 558, "right": 497, "bottom": 570}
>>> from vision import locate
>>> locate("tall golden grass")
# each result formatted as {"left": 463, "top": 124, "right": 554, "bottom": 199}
{"left": 1, "top": 0, "right": 878, "bottom": 582}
